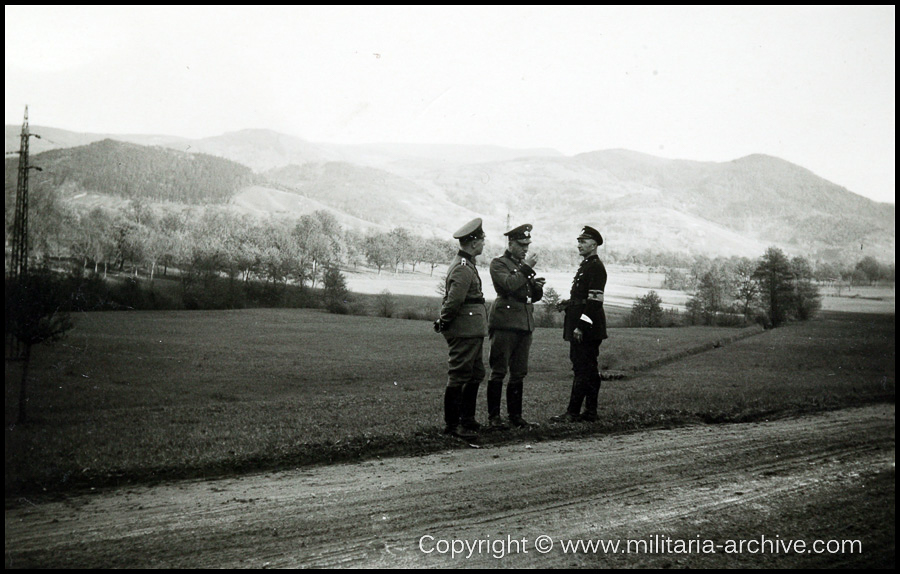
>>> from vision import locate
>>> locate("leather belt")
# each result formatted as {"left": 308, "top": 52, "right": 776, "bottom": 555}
{"left": 498, "top": 296, "right": 529, "bottom": 303}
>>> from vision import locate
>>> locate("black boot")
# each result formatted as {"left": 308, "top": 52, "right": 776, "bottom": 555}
{"left": 460, "top": 381, "right": 481, "bottom": 431}
{"left": 582, "top": 372, "right": 602, "bottom": 421}
{"left": 486, "top": 379, "right": 503, "bottom": 420}
{"left": 567, "top": 377, "right": 585, "bottom": 417}
{"left": 443, "top": 386, "right": 462, "bottom": 430}
{"left": 507, "top": 382, "right": 529, "bottom": 427}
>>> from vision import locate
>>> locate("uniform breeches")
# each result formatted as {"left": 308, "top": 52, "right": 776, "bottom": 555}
{"left": 445, "top": 337, "right": 484, "bottom": 426}
{"left": 488, "top": 330, "right": 532, "bottom": 417}
{"left": 567, "top": 339, "right": 603, "bottom": 415}
{"left": 446, "top": 337, "right": 485, "bottom": 388}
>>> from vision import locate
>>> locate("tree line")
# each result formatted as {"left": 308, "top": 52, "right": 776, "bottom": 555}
{"left": 630, "top": 247, "right": 894, "bottom": 329}
{"left": 681, "top": 247, "right": 822, "bottom": 327}
{"left": 662, "top": 253, "right": 893, "bottom": 292}
{"left": 17, "top": 198, "right": 466, "bottom": 290}
{"left": 8, "top": 190, "right": 893, "bottom": 296}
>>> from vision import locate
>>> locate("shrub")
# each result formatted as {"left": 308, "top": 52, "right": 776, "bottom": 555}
{"left": 629, "top": 290, "right": 664, "bottom": 327}
{"left": 347, "top": 300, "right": 370, "bottom": 317}
{"left": 322, "top": 267, "right": 350, "bottom": 314}
{"left": 399, "top": 307, "right": 431, "bottom": 321}
{"left": 661, "top": 307, "right": 684, "bottom": 327}
{"left": 375, "top": 289, "right": 397, "bottom": 318}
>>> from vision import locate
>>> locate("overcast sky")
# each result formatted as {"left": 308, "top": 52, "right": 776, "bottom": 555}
{"left": 5, "top": 5, "right": 895, "bottom": 204}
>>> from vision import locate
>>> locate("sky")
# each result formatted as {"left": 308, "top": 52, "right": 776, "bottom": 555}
{"left": 5, "top": 5, "right": 896, "bottom": 204}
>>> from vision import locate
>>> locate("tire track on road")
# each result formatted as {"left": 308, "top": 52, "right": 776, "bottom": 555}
{"left": 7, "top": 404, "right": 891, "bottom": 568}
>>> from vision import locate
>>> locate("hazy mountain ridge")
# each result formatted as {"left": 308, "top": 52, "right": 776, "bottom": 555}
{"left": 5, "top": 125, "right": 894, "bottom": 263}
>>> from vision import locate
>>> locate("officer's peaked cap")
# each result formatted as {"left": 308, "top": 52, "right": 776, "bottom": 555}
{"left": 577, "top": 225, "right": 603, "bottom": 245}
{"left": 453, "top": 218, "right": 485, "bottom": 242}
{"left": 504, "top": 223, "right": 532, "bottom": 244}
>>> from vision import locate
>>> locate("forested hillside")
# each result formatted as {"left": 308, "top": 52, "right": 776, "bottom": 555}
{"left": 4, "top": 139, "right": 255, "bottom": 205}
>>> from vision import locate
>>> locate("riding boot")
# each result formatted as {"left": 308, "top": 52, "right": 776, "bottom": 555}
{"left": 486, "top": 379, "right": 503, "bottom": 420}
{"left": 507, "top": 381, "right": 523, "bottom": 419}
{"left": 582, "top": 372, "right": 602, "bottom": 421}
{"left": 460, "top": 381, "right": 481, "bottom": 430}
{"left": 567, "top": 377, "right": 586, "bottom": 415}
{"left": 443, "top": 386, "right": 462, "bottom": 429}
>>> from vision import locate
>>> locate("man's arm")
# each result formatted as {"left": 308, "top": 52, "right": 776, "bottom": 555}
{"left": 531, "top": 277, "right": 545, "bottom": 303}
{"left": 490, "top": 257, "right": 533, "bottom": 296}
{"left": 581, "top": 263, "right": 607, "bottom": 331}
{"left": 440, "top": 265, "right": 473, "bottom": 324}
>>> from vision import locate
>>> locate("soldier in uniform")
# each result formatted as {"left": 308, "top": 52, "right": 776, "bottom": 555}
{"left": 486, "top": 224, "right": 546, "bottom": 429}
{"left": 552, "top": 225, "right": 608, "bottom": 423}
{"left": 433, "top": 218, "right": 488, "bottom": 439}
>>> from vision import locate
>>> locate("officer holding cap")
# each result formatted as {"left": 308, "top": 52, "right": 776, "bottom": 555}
{"left": 552, "top": 225, "right": 608, "bottom": 423}
{"left": 486, "top": 223, "right": 545, "bottom": 429}
{"left": 434, "top": 218, "right": 488, "bottom": 439}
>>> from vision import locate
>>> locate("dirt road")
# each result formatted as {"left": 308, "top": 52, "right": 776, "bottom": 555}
{"left": 5, "top": 403, "right": 893, "bottom": 569}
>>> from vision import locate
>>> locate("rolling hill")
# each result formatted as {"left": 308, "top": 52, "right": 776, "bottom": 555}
{"left": 5, "top": 125, "right": 894, "bottom": 263}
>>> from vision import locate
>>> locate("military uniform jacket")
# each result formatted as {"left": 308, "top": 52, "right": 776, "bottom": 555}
{"left": 488, "top": 251, "right": 544, "bottom": 332}
{"left": 440, "top": 251, "right": 488, "bottom": 339}
{"left": 563, "top": 254, "right": 608, "bottom": 342}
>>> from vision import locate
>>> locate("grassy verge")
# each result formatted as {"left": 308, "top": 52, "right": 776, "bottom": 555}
{"left": 5, "top": 309, "right": 894, "bottom": 497}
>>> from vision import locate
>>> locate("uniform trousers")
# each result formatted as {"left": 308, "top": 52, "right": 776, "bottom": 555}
{"left": 567, "top": 339, "right": 603, "bottom": 416}
{"left": 444, "top": 337, "right": 485, "bottom": 427}
{"left": 487, "top": 329, "right": 532, "bottom": 419}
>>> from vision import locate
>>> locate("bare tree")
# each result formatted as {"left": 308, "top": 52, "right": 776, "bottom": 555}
{"left": 6, "top": 269, "right": 74, "bottom": 424}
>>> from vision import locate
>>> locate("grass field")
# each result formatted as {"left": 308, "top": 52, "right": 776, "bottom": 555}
{"left": 5, "top": 304, "right": 895, "bottom": 497}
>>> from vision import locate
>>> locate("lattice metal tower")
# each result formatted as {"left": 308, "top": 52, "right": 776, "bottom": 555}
{"left": 7, "top": 107, "right": 41, "bottom": 360}
{"left": 9, "top": 106, "right": 40, "bottom": 280}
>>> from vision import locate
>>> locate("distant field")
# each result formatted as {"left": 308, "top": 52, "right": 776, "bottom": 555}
{"left": 5, "top": 306, "right": 894, "bottom": 496}
{"left": 346, "top": 265, "right": 689, "bottom": 312}
{"left": 346, "top": 264, "right": 894, "bottom": 315}
{"left": 819, "top": 284, "right": 896, "bottom": 313}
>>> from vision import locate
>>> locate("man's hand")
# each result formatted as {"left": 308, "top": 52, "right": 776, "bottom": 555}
{"left": 573, "top": 327, "right": 584, "bottom": 343}
{"left": 524, "top": 253, "right": 537, "bottom": 268}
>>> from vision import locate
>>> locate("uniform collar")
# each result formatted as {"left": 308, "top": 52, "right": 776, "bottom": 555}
{"left": 503, "top": 249, "right": 521, "bottom": 263}
{"left": 457, "top": 250, "right": 477, "bottom": 264}
{"left": 580, "top": 253, "right": 599, "bottom": 265}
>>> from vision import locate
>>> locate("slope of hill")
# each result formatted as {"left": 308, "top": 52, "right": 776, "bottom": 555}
{"left": 182, "top": 129, "right": 339, "bottom": 172}
{"left": 5, "top": 139, "right": 254, "bottom": 205}
{"left": 380, "top": 149, "right": 894, "bottom": 259}
{"left": 321, "top": 141, "right": 565, "bottom": 167}
{"left": 229, "top": 185, "right": 389, "bottom": 233}
{"left": 5, "top": 125, "right": 894, "bottom": 263}
{"left": 262, "top": 162, "right": 480, "bottom": 237}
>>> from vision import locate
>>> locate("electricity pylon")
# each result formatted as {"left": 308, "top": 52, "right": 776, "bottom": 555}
{"left": 6, "top": 106, "right": 41, "bottom": 360}
{"left": 8, "top": 106, "right": 42, "bottom": 280}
